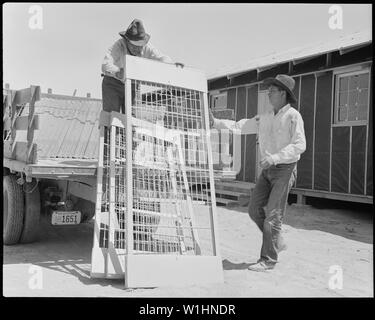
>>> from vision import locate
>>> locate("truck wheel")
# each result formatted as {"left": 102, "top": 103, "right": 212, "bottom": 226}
{"left": 20, "top": 179, "right": 41, "bottom": 243}
{"left": 3, "top": 175, "right": 24, "bottom": 245}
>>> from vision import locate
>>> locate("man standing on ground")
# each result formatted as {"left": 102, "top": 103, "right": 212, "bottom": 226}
{"left": 210, "top": 74, "right": 306, "bottom": 272}
{"left": 101, "top": 19, "right": 181, "bottom": 113}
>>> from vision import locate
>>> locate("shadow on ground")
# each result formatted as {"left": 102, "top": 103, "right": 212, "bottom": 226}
{"left": 222, "top": 259, "right": 253, "bottom": 270}
{"left": 3, "top": 214, "right": 184, "bottom": 292}
{"left": 225, "top": 198, "right": 373, "bottom": 244}
{"left": 33, "top": 259, "right": 125, "bottom": 289}
{"left": 3, "top": 214, "right": 133, "bottom": 290}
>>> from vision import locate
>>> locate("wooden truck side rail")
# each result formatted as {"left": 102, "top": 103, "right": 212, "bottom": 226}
{"left": 3, "top": 85, "right": 41, "bottom": 165}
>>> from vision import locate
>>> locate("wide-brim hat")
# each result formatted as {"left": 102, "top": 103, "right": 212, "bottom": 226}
{"left": 263, "top": 74, "right": 297, "bottom": 103}
{"left": 119, "top": 19, "right": 150, "bottom": 46}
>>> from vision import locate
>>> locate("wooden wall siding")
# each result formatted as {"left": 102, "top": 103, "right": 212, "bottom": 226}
{"left": 296, "top": 74, "right": 316, "bottom": 189}
{"left": 231, "top": 70, "right": 257, "bottom": 87}
{"left": 290, "top": 76, "right": 301, "bottom": 188}
{"left": 366, "top": 68, "right": 373, "bottom": 196}
{"left": 291, "top": 76, "right": 300, "bottom": 110}
{"left": 244, "top": 85, "right": 258, "bottom": 183}
{"left": 227, "top": 88, "right": 237, "bottom": 157}
{"left": 258, "top": 63, "right": 289, "bottom": 81}
{"left": 351, "top": 126, "right": 367, "bottom": 195}
{"left": 331, "top": 127, "right": 350, "bottom": 193}
{"left": 236, "top": 87, "right": 247, "bottom": 181}
{"left": 208, "top": 77, "right": 230, "bottom": 91}
{"left": 292, "top": 55, "right": 326, "bottom": 75}
{"left": 227, "top": 88, "right": 237, "bottom": 111}
{"left": 314, "top": 72, "right": 333, "bottom": 191}
{"left": 330, "top": 45, "right": 372, "bottom": 68}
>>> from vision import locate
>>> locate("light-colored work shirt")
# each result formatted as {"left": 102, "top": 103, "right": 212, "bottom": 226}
{"left": 102, "top": 38, "right": 173, "bottom": 82}
{"left": 213, "top": 104, "right": 306, "bottom": 165}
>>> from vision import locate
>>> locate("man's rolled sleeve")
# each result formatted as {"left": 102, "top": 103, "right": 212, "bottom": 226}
{"left": 213, "top": 118, "right": 236, "bottom": 131}
{"left": 145, "top": 44, "right": 173, "bottom": 63}
{"left": 213, "top": 117, "right": 258, "bottom": 134}
{"left": 237, "top": 117, "right": 258, "bottom": 135}
{"left": 102, "top": 40, "right": 122, "bottom": 75}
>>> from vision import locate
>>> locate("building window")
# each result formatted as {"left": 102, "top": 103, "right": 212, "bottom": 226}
{"left": 210, "top": 91, "right": 227, "bottom": 110}
{"left": 334, "top": 69, "right": 370, "bottom": 125}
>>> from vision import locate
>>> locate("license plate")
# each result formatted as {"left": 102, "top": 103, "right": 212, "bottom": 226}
{"left": 51, "top": 211, "right": 81, "bottom": 225}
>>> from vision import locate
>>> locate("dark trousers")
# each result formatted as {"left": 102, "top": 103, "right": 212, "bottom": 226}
{"left": 248, "top": 163, "right": 297, "bottom": 264}
{"left": 102, "top": 76, "right": 125, "bottom": 113}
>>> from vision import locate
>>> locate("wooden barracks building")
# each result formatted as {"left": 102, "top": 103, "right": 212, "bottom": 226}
{"left": 208, "top": 31, "right": 372, "bottom": 204}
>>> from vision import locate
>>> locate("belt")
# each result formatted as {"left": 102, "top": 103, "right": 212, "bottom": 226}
{"left": 101, "top": 73, "right": 124, "bottom": 83}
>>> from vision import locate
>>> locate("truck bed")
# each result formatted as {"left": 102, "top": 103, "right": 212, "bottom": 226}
{"left": 4, "top": 92, "right": 102, "bottom": 179}
{"left": 4, "top": 157, "right": 97, "bottom": 180}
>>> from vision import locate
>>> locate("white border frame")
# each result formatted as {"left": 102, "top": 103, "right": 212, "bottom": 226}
{"left": 364, "top": 64, "right": 372, "bottom": 195}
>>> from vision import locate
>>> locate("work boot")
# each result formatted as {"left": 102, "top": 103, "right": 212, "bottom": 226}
{"left": 247, "top": 260, "right": 276, "bottom": 272}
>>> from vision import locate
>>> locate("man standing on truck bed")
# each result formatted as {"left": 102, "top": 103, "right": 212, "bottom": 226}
{"left": 101, "top": 19, "right": 181, "bottom": 113}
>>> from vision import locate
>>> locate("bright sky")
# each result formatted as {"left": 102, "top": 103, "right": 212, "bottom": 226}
{"left": 3, "top": 3, "right": 372, "bottom": 99}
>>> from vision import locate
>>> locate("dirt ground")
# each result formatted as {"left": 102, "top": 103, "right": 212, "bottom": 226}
{"left": 3, "top": 199, "right": 373, "bottom": 297}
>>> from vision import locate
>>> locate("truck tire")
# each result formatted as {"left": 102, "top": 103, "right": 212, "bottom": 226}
{"left": 3, "top": 175, "right": 24, "bottom": 245}
{"left": 20, "top": 179, "right": 41, "bottom": 244}
{"left": 3, "top": 167, "right": 10, "bottom": 176}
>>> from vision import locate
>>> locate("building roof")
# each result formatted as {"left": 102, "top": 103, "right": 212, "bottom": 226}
{"left": 208, "top": 30, "right": 372, "bottom": 81}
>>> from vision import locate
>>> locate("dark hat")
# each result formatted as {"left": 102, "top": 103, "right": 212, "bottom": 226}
{"left": 119, "top": 19, "right": 150, "bottom": 46}
{"left": 263, "top": 74, "right": 297, "bottom": 103}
